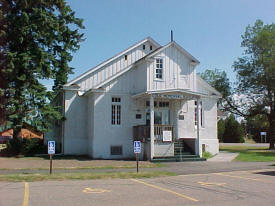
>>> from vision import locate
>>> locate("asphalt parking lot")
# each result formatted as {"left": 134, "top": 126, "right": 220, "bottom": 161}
{"left": 1, "top": 168, "right": 275, "bottom": 206}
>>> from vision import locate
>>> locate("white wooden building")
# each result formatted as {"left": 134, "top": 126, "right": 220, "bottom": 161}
{"left": 47, "top": 37, "right": 221, "bottom": 160}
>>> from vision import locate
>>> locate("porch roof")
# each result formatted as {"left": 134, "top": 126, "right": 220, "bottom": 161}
{"left": 132, "top": 89, "right": 217, "bottom": 100}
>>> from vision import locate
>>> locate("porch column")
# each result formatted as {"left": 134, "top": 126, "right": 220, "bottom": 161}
{"left": 196, "top": 97, "right": 202, "bottom": 157}
{"left": 150, "top": 95, "right": 154, "bottom": 160}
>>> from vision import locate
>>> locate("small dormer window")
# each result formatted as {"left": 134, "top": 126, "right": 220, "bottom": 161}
{"left": 150, "top": 45, "right": 152, "bottom": 50}
{"left": 124, "top": 55, "right": 127, "bottom": 60}
{"left": 143, "top": 45, "right": 145, "bottom": 50}
{"left": 155, "top": 58, "right": 163, "bottom": 79}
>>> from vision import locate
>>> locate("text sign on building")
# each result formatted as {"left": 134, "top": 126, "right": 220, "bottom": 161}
{"left": 152, "top": 94, "right": 195, "bottom": 100}
{"left": 163, "top": 131, "right": 172, "bottom": 142}
{"left": 134, "top": 141, "right": 141, "bottom": 153}
{"left": 48, "top": 141, "right": 55, "bottom": 155}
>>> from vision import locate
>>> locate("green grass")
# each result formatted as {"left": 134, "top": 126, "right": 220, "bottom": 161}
{"left": 0, "top": 171, "right": 176, "bottom": 182}
{"left": 202, "top": 152, "right": 213, "bottom": 159}
{"left": 220, "top": 145, "right": 275, "bottom": 162}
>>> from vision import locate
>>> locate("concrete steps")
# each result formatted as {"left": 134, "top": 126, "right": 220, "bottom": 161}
{"left": 152, "top": 155, "right": 206, "bottom": 162}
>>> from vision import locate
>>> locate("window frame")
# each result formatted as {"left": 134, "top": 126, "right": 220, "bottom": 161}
{"left": 154, "top": 57, "right": 164, "bottom": 80}
{"left": 111, "top": 97, "right": 121, "bottom": 126}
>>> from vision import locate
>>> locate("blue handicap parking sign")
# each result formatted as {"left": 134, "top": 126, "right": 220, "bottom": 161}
{"left": 134, "top": 141, "right": 141, "bottom": 153}
{"left": 48, "top": 141, "right": 55, "bottom": 154}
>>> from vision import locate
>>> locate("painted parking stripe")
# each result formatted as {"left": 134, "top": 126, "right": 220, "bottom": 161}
{"left": 22, "top": 182, "right": 29, "bottom": 206}
{"left": 131, "top": 179, "right": 199, "bottom": 202}
{"left": 215, "top": 173, "right": 275, "bottom": 184}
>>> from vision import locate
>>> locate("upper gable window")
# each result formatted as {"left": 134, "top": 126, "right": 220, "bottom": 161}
{"left": 155, "top": 58, "right": 163, "bottom": 79}
{"left": 150, "top": 45, "right": 153, "bottom": 50}
{"left": 143, "top": 45, "right": 146, "bottom": 50}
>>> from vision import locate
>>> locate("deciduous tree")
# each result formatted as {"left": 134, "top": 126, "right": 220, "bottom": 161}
{"left": 231, "top": 20, "right": 275, "bottom": 149}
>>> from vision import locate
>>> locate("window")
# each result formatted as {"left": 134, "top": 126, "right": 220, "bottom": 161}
{"left": 150, "top": 45, "right": 153, "bottom": 50}
{"left": 124, "top": 55, "right": 127, "bottom": 60}
{"left": 112, "top": 97, "right": 121, "bottom": 125}
{"left": 159, "top": 101, "right": 169, "bottom": 107}
{"left": 136, "top": 114, "right": 142, "bottom": 119}
{"left": 110, "top": 146, "right": 122, "bottom": 155}
{"left": 155, "top": 58, "right": 163, "bottom": 79}
{"left": 143, "top": 45, "right": 145, "bottom": 50}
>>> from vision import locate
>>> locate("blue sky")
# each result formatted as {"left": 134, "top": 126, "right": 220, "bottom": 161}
{"left": 44, "top": 0, "right": 275, "bottom": 89}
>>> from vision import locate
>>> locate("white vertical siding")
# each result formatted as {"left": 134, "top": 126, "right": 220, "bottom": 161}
{"left": 75, "top": 41, "right": 157, "bottom": 91}
{"left": 148, "top": 45, "right": 195, "bottom": 92}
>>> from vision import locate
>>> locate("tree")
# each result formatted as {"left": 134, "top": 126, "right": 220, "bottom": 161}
{"left": 230, "top": 20, "right": 275, "bottom": 149}
{"left": 217, "top": 119, "right": 225, "bottom": 142}
{"left": 223, "top": 115, "right": 245, "bottom": 143}
{"left": 246, "top": 114, "right": 269, "bottom": 143}
{"left": 0, "top": 0, "right": 84, "bottom": 152}
{"left": 199, "top": 69, "right": 231, "bottom": 107}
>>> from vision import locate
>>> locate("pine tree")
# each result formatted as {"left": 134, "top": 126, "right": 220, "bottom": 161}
{"left": 0, "top": 0, "right": 84, "bottom": 152}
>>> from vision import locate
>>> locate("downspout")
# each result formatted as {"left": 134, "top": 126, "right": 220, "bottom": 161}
{"left": 196, "top": 97, "right": 201, "bottom": 157}
{"left": 61, "top": 90, "right": 65, "bottom": 154}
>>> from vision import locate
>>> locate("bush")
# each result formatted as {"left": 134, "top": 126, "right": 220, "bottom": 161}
{"left": 3, "top": 138, "right": 47, "bottom": 156}
{"left": 22, "top": 139, "right": 47, "bottom": 156}
{"left": 202, "top": 151, "right": 213, "bottom": 159}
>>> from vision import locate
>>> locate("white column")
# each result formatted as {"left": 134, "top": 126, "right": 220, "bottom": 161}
{"left": 196, "top": 97, "right": 202, "bottom": 157}
{"left": 150, "top": 95, "right": 154, "bottom": 160}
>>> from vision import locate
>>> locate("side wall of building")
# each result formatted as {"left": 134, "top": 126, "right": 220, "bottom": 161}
{"left": 63, "top": 90, "right": 89, "bottom": 155}
{"left": 200, "top": 98, "right": 219, "bottom": 155}
{"left": 91, "top": 63, "right": 148, "bottom": 159}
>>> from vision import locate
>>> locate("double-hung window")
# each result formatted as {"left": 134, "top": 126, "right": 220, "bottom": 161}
{"left": 111, "top": 97, "right": 121, "bottom": 125}
{"left": 155, "top": 58, "right": 163, "bottom": 79}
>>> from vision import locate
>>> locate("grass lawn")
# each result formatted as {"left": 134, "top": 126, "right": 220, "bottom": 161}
{"left": 0, "top": 155, "right": 165, "bottom": 170}
{"left": 0, "top": 171, "right": 176, "bottom": 182}
{"left": 220, "top": 145, "right": 275, "bottom": 162}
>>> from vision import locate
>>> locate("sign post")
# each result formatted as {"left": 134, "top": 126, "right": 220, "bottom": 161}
{"left": 260, "top": 132, "right": 267, "bottom": 143}
{"left": 48, "top": 141, "right": 55, "bottom": 174}
{"left": 134, "top": 141, "right": 141, "bottom": 173}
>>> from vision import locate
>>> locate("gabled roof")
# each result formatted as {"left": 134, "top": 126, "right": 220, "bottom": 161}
{"left": 64, "top": 37, "right": 161, "bottom": 86}
{"left": 90, "top": 41, "right": 201, "bottom": 90}
{"left": 196, "top": 74, "right": 222, "bottom": 97}
{"left": 145, "top": 41, "right": 200, "bottom": 64}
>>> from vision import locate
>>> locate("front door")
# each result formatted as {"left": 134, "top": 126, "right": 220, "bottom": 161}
{"left": 146, "top": 109, "right": 170, "bottom": 125}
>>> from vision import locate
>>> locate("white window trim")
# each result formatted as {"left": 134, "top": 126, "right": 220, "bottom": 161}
{"left": 154, "top": 57, "right": 164, "bottom": 81}
{"left": 111, "top": 97, "right": 122, "bottom": 127}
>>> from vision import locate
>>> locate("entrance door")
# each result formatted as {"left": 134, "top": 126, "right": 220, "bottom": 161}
{"left": 146, "top": 109, "right": 170, "bottom": 125}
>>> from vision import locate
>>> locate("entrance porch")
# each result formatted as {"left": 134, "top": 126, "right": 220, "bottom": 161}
{"left": 132, "top": 89, "right": 206, "bottom": 161}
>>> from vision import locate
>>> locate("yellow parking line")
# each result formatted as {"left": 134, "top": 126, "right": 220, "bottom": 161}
{"left": 22, "top": 182, "right": 29, "bottom": 206}
{"left": 131, "top": 179, "right": 199, "bottom": 202}
{"left": 215, "top": 173, "right": 275, "bottom": 184}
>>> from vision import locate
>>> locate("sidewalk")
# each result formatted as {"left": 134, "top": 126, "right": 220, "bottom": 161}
{"left": 207, "top": 151, "right": 239, "bottom": 162}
